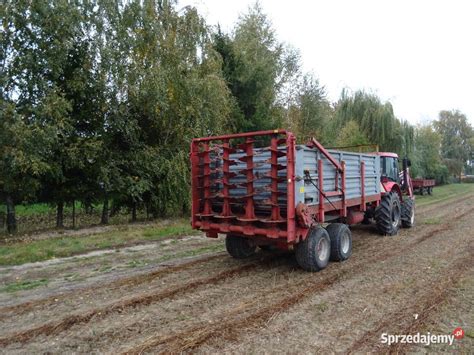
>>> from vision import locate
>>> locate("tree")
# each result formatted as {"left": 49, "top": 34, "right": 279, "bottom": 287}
{"left": 285, "top": 74, "right": 332, "bottom": 143}
{"left": 434, "top": 110, "right": 473, "bottom": 180}
{"left": 411, "top": 124, "right": 448, "bottom": 183}
{"left": 100, "top": 0, "right": 232, "bottom": 218}
{"left": 334, "top": 89, "right": 414, "bottom": 156}
{"left": 214, "top": 3, "right": 299, "bottom": 133}
{"left": 335, "top": 121, "right": 370, "bottom": 148}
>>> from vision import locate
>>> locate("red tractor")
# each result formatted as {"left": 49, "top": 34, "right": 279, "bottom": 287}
{"left": 369, "top": 152, "right": 415, "bottom": 235}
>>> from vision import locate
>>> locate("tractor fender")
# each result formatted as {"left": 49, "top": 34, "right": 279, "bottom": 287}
{"left": 382, "top": 181, "right": 403, "bottom": 202}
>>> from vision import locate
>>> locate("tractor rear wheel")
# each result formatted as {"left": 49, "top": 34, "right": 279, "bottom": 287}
{"left": 401, "top": 198, "right": 415, "bottom": 228}
{"left": 225, "top": 235, "right": 256, "bottom": 259}
{"left": 326, "top": 223, "right": 352, "bottom": 261}
{"left": 375, "top": 192, "right": 401, "bottom": 236}
{"left": 295, "top": 226, "right": 331, "bottom": 271}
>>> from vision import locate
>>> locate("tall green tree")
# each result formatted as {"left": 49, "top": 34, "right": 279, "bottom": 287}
{"left": 411, "top": 124, "right": 448, "bottom": 183}
{"left": 101, "top": 0, "right": 232, "bottom": 218}
{"left": 434, "top": 110, "right": 473, "bottom": 179}
{"left": 334, "top": 90, "right": 414, "bottom": 155}
{"left": 214, "top": 3, "right": 299, "bottom": 133}
{"left": 285, "top": 73, "right": 332, "bottom": 143}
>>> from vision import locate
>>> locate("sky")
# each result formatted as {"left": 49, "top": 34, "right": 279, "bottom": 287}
{"left": 179, "top": 0, "right": 474, "bottom": 126}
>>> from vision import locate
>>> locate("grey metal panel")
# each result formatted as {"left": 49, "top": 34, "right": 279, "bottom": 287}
{"left": 206, "top": 144, "right": 380, "bottom": 214}
{"left": 297, "top": 146, "right": 380, "bottom": 206}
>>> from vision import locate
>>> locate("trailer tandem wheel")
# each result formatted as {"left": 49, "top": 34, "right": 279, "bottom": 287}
{"left": 225, "top": 235, "right": 256, "bottom": 259}
{"left": 326, "top": 223, "right": 352, "bottom": 261}
{"left": 295, "top": 226, "right": 331, "bottom": 271}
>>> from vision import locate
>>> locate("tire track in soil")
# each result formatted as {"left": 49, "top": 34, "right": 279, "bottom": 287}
{"left": 5, "top": 193, "right": 471, "bottom": 321}
{"left": 0, "top": 253, "right": 291, "bottom": 347}
{"left": 0, "top": 253, "right": 226, "bottom": 320}
{"left": 122, "top": 204, "right": 474, "bottom": 354}
{"left": 2, "top": 194, "right": 473, "bottom": 351}
{"left": 346, "top": 246, "right": 473, "bottom": 354}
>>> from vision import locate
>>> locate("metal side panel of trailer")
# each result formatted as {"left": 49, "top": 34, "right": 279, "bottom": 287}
{"left": 294, "top": 146, "right": 381, "bottom": 206}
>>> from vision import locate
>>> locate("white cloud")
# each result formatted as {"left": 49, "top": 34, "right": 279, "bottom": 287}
{"left": 180, "top": 0, "right": 474, "bottom": 125}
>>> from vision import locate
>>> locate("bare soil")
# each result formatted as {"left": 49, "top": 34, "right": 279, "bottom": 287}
{"left": 0, "top": 192, "right": 473, "bottom": 354}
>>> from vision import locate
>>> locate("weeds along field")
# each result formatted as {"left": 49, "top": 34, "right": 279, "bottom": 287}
{"left": 0, "top": 184, "right": 473, "bottom": 353}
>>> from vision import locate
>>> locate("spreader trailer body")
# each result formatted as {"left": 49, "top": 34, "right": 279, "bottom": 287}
{"left": 191, "top": 130, "right": 415, "bottom": 271}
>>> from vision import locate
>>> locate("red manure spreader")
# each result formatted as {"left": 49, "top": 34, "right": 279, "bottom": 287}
{"left": 190, "top": 130, "right": 415, "bottom": 271}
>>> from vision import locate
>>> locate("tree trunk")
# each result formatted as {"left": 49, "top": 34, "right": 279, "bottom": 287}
{"left": 101, "top": 197, "right": 109, "bottom": 225}
{"left": 72, "top": 200, "right": 76, "bottom": 229}
{"left": 5, "top": 195, "right": 17, "bottom": 234}
{"left": 131, "top": 203, "right": 137, "bottom": 222}
{"left": 56, "top": 202, "right": 64, "bottom": 228}
{"left": 145, "top": 203, "right": 150, "bottom": 220}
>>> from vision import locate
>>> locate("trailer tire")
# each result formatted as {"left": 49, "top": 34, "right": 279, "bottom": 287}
{"left": 295, "top": 226, "right": 331, "bottom": 271}
{"left": 225, "top": 235, "right": 256, "bottom": 259}
{"left": 428, "top": 187, "right": 433, "bottom": 195}
{"left": 420, "top": 187, "right": 425, "bottom": 196}
{"left": 375, "top": 192, "right": 401, "bottom": 236}
{"left": 401, "top": 198, "right": 415, "bottom": 228}
{"left": 326, "top": 223, "right": 352, "bottom": 261}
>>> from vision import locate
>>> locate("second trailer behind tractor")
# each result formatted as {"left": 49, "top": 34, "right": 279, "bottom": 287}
{"left": 191, "top": 130, "right": 415, "bottom": 271}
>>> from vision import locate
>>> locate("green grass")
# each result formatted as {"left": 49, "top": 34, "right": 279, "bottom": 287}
{"left": 1, "top": 279, "right": 48, "bottom": 293}
{"left": 0, "top": 220, "right": 195, "bottom": 266}
{"left": 0, "top": 201, "right": 85, "bottom": 217}
{"left": 415, "top": 183, "right": 474, "bottom": 207}
{"left": 423, "top": 217, "right": 441, "bottom": 225}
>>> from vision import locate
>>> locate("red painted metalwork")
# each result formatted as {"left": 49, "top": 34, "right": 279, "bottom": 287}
{"left": 412, "top": 179, "right": 435, "bottom": 188}
{"left": 201, "top": 143, "right": 213, "bottom": 217}
{"left": 318, "top": 159, "right": 325, "bottom": 223}
{"left": 269, "top": 134, "right": 283, "bottom": 222}
{"left": 309, "top": 138, "right": 343, "bottom": 172}
{"left": 217, "top": 140, "right": 234, "bottom": 219}
{"left": 193, "top": 129, "right": 287, "bottom": 142}
{"left": 360, "top": 161, "right": 366, "bottom": 211}
{"left": 346, "top": 210, "right": 365, "bottom": 225}
{"left": 190, "top": 130, "right": 383, "bottom": 245}
{"left": 341, "top": 161, "right": 347, "bottom": 217}
{"left": 238, "top": 137, "right": 258, "bottom": 222}
{"left": 286, "top": 132, "right": 297, "bottom": 242}
{"left": 190, "top": 140, "right": 200, "bottom": 229}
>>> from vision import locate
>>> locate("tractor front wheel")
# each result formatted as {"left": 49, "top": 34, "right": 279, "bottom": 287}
{"left": 295, "top": 226, "right": 331, "bottom": 271}
{"left": 226, "top": 235, "right": 256, "bottom": 259}
{"left": 375, "top": 192, "right": 401, "bottom": 236}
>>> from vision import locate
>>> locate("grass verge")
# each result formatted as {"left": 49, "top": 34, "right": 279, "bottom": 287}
{"left": 0, "top": 220, "right": 195, "bottom": 266}
{"left": 415, "top": 183, "right": 474, "bottom": 207}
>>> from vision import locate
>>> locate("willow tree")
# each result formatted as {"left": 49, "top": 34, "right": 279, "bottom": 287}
{"left": 334, "top": 90, "right": 414, "bottom": 155}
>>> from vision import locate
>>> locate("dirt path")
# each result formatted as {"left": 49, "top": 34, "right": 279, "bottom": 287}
{"left": 0, "top": 193, "right": 473, "bottom": 354}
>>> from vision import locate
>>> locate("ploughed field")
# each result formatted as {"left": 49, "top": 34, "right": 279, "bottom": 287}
{"left": 0, "top": 185, "right": 473, "bottom": 353}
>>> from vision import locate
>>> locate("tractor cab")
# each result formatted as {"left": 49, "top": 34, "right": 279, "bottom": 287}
{"left": 379, "top": 152, "right": 399, "bottom": 183}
